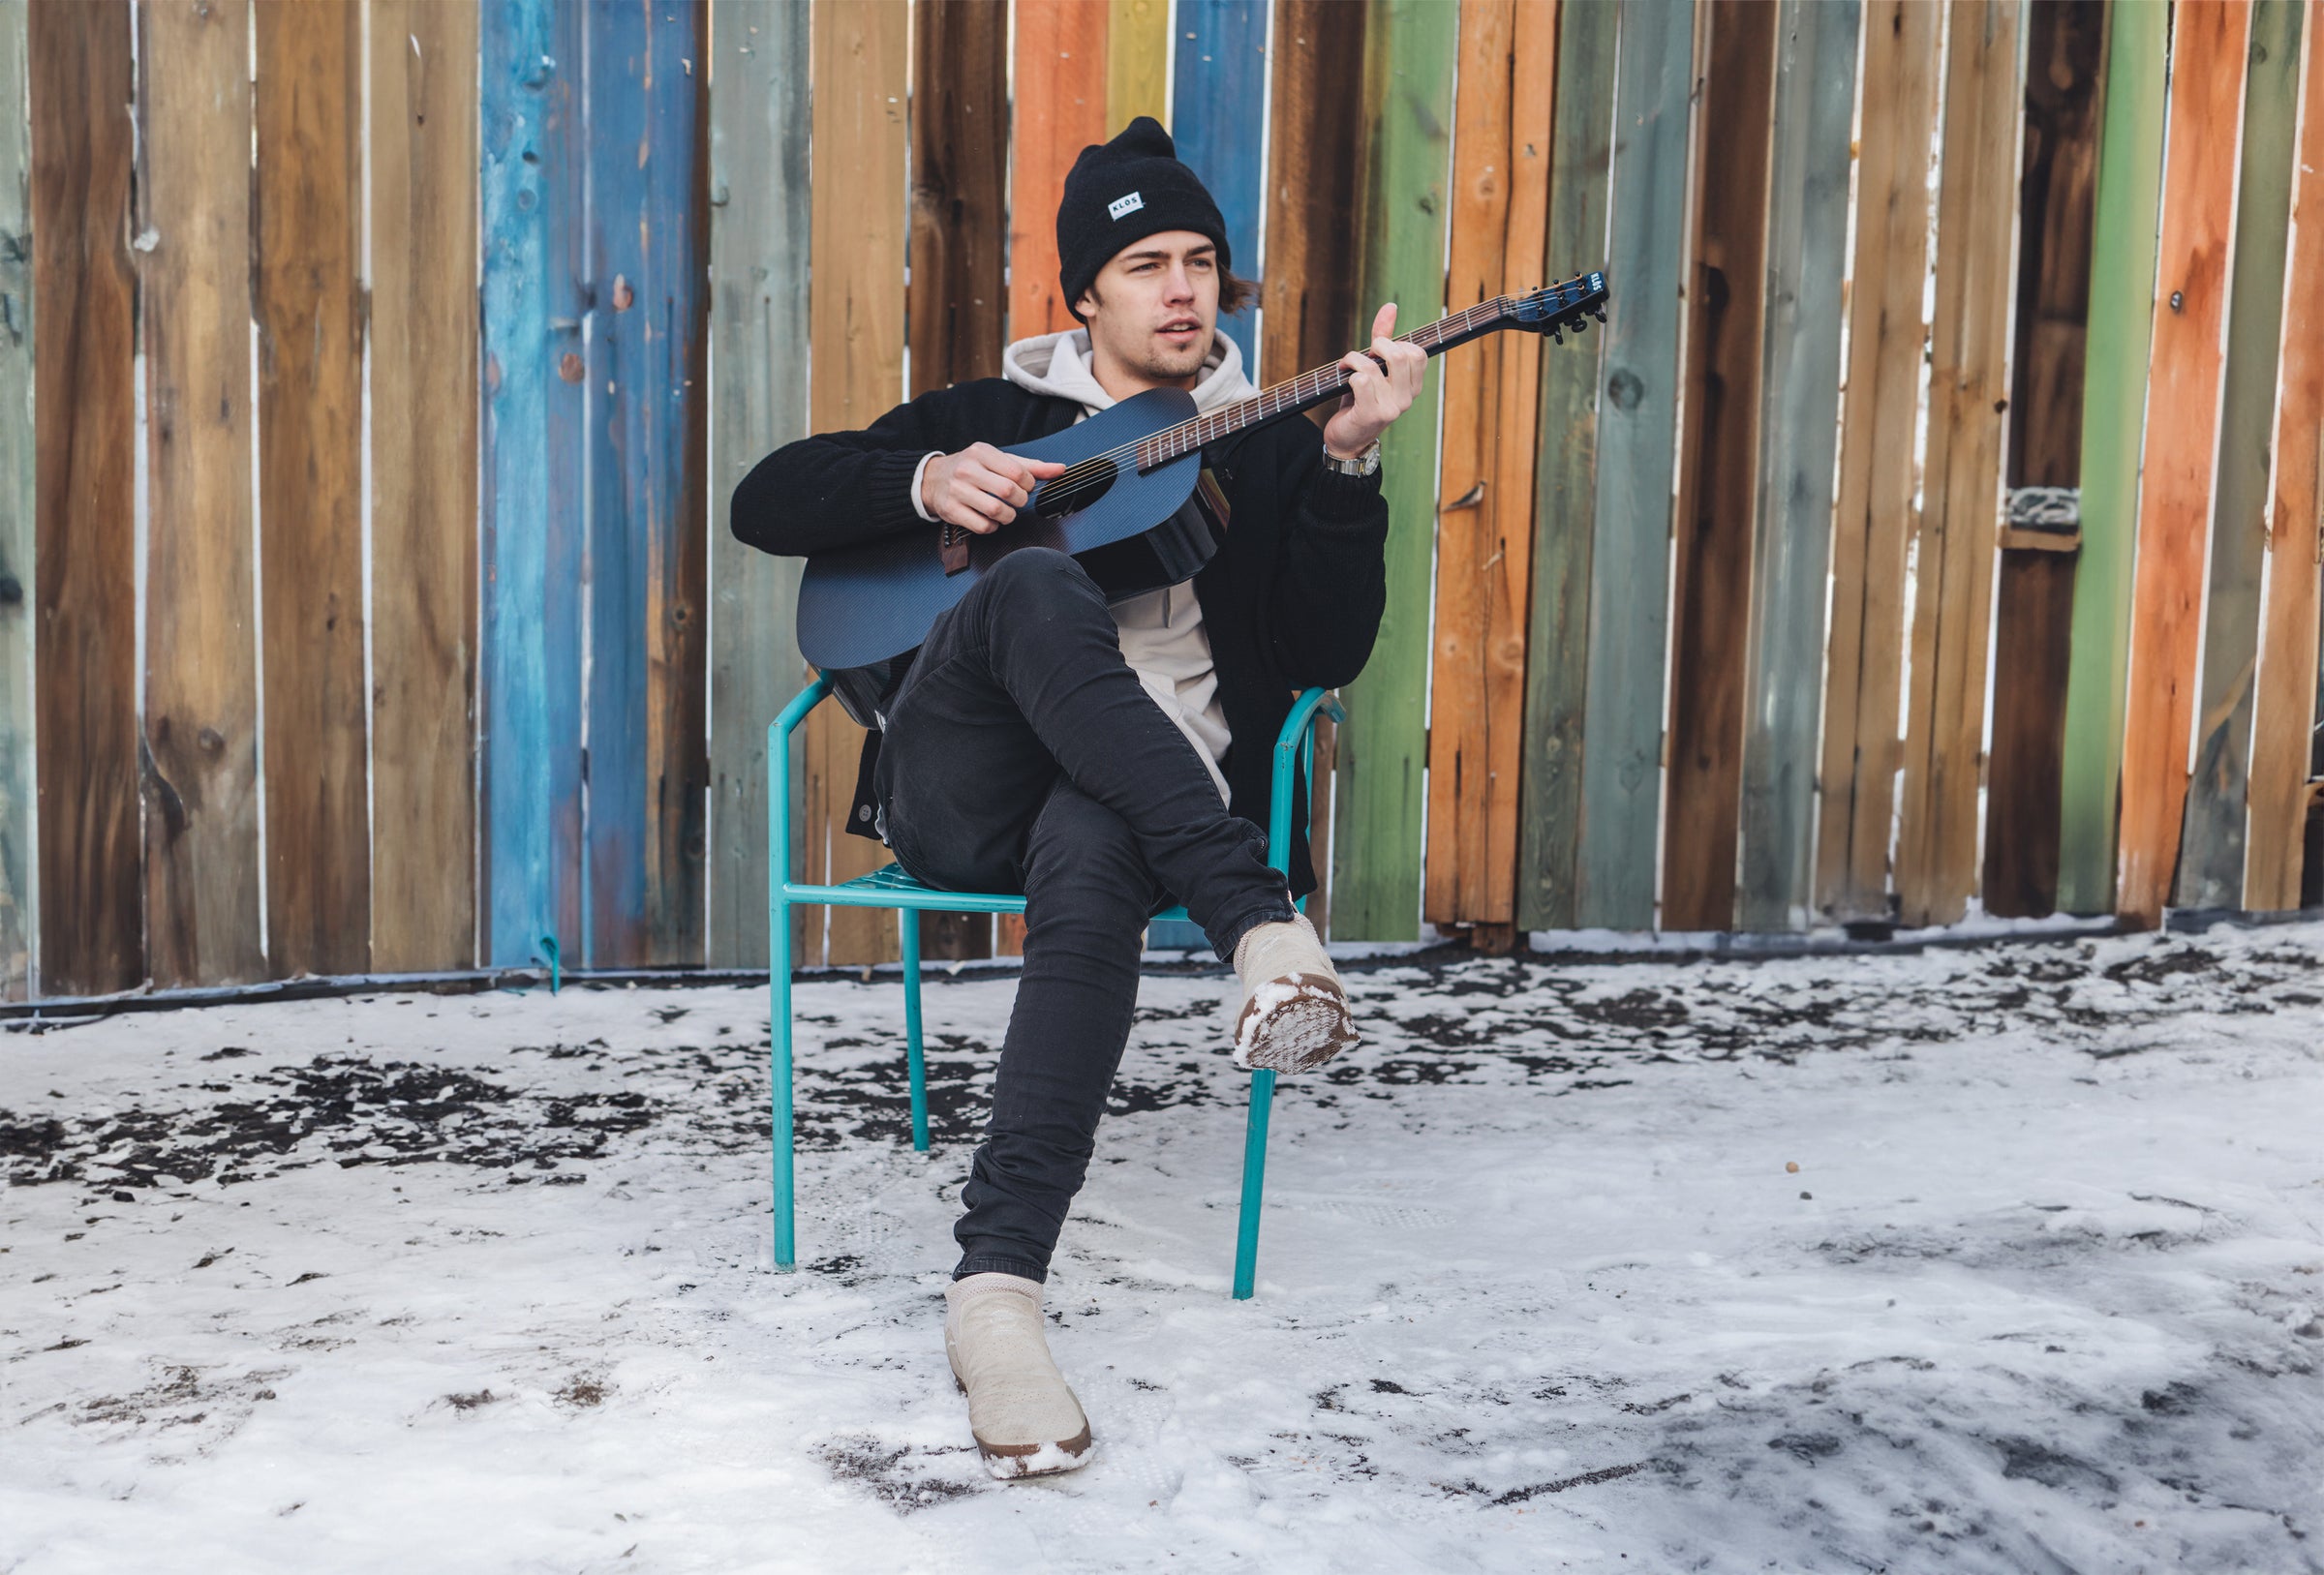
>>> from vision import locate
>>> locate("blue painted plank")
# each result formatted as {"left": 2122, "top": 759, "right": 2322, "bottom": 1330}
{"left": 585, "top": 0, "right": 707, "bottom": 967}
{"left": 480, "top": 0, "right": 586, "bottom": 969}
{"left": 1171, "top": 0, "right": 1269, "bottom": 371}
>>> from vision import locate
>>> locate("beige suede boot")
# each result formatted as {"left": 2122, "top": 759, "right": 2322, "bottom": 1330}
{"left": 1231, "top": 910, "right": 1359, "bottom": 1073}
{"left": 943, "top": 1272, "right": 1094, "bottom": 1479}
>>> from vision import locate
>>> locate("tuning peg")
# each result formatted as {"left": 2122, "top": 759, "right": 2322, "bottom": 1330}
{"left": 1592, "top": 308, "right": 1606, "bottom": 323}
{"left": 1551, "top": 327, "right": 1564, "bottom": 346}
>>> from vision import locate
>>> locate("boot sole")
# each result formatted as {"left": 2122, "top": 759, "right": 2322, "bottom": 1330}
{"left": 950, "top": 1373, "right": 1096, "bottom": 1480}
{"left": 1234, "top": 971, "right": 1359, "bottom": 1073}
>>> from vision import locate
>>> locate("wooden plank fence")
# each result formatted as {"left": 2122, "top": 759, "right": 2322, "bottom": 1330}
{"left": 3, "top": 0, "right": 2322, "bottom": 1002}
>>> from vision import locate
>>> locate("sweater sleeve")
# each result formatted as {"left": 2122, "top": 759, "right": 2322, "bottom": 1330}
{"left": 1266, "top": 438, "right": 1391, "bottom": 690}
{"left": 729, "top": 387, "right": 967, "bottom": 558}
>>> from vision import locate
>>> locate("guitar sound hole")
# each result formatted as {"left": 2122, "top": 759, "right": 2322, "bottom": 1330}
{"left": 1033, "top": 459, "right": 1117, "bottom": 520}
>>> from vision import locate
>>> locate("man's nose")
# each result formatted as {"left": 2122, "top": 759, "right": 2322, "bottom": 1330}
{"left": 1163, "top": 265, "right": 1195, "bottom": 302}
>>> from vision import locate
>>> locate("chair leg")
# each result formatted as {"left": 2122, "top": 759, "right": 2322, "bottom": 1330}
{"left": 901, "top": 910, "right": 930, "bottom": 1152}
{"left": 773, "top": 899, "right": 797, "bottom": 1271}
{"left": 1233, "top": 1067, "right": 1276, "bottom": 1300}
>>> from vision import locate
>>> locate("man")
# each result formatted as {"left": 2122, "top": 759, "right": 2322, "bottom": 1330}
{"left": 730, "top": 118, "right": 1426, "bottom": 1479}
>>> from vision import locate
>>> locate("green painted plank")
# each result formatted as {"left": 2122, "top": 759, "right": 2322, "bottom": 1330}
{"left": 2177, "top": 0, "right": 2305, "bottom": 910}
{"left": 1575, "top": 0, "right": 1693, "bottom": 931}
{"left": 1514, "top": 0, "right": 1617, "bottom": 934}
{"left": 1735, "top": 0, "right": 1858, "bottom": 934}
{"left": 708, "top": 0, "right": 810, "bottom": 969}
{"left": 1330, "top": 0, "right": 1455, "bottom": 941}
{"left": 0, "top": 0, "right": 31, "bottom": 994}
{"left": 2055, "top": 0, "right": 2165, "bottom": 916}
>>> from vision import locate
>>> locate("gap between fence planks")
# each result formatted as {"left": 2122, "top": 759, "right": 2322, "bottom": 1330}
{"left": 2178, "top": 0, "right": 2307, "bottom": 911}
{"left": 1815, "top": 0, "right": 1942, "bottom": 926}
{"left": 138, "top": 0, "right": 264, "bottom": 987}
{"left": 0, "top": 4, "right": 30, "bottom": 995}
{"left": 369, "top": 0, "right": 479, "bottom": 974}
{"left": 2055, "top": 0, "right": 2167, "bottom": 917}
{"left": 907, "top": 0, "right": 1007, "bottom": 963}
{"left": 1984, "top": 0, "right": 2106, "bottom": 922}
{"left": 1514, "top": 0, "right": 1615, "bottom": 934}
{"left": 2117, "top": 0, "right": 2252, "bottom": 931}
{"left": 1894, "top": 0, "right": 2023, "bottom": 931}
{"left": 707, "top": 0, "right": 810, "bottom": 971}
{"left": 1575, "top": 0, "right": 1691, "bottom": 932}
{"left": 1424, "top": 0, "right": 1553, "bottom": 940}
{"left": 809, "top": 0, "right": 908, "bottom": 969}
{"left": 1662, "top": 0, "right": 1778, "bottom": 934}
{"left": 1734, "top": 0, "right": 1857, "bottom": 935}
{"left": 28, "top": 1, "right": 141, "bottom": 997}
{"left": 1332, "top": 0, "right": 1455, "bottom": 942}
{"left": 1262, "top": 0, "right": 1368, "bottom": 939}
{"left": 2247, "top": 2, "right": 2324, "bottom": 912}
{"left": 256, "top": 1, "right": 369, "bottom": 979}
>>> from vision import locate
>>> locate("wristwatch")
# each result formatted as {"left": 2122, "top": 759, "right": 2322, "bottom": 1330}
{"left": 1322, "top": 439, "right": 1382, "bottom": 478}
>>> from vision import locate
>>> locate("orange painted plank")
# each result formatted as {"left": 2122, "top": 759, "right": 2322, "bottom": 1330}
{"left": 256, "top": 0, "right": 370, "bottom": 978}
{"left": 1009, "top": 0, "right": 1108, "bottom": 338}
{"left": 2248, "top": 3, "right": 2324, "bottom": 911}
{"left": 1423, "top": 0, "right": 1553, "bottom": 932}
{"left": 138, "top": 0, "right": 264, "bottom": 986}
{"left": 2116, "top": 0, "right": 2251, "bottom": 929}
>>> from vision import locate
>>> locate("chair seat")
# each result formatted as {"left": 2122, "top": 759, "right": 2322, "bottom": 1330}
{"left": 810, "top": 863, "right": 1189, "bottom": 925}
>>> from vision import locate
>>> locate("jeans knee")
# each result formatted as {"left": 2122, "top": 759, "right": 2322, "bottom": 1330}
{"left": 979, "top": 547, "right": 1102, "bottom": 620}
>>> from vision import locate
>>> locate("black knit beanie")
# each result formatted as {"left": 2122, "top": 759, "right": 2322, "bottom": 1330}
{"left": 1055, "top": 116, "right": 1232, "bottom": 319}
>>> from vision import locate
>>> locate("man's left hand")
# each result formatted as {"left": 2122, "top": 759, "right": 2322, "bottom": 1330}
{"left": 1321, "top": 302, "right": 1427, "bottom": 461}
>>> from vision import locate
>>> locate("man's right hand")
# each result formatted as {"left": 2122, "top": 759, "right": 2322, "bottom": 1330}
{"left": 921, "top": 443, "right": 1068, "bottom": 533}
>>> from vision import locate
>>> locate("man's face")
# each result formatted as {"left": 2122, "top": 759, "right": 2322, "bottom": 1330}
{"left": 1075, "top": 230, "right": 1219, "bottom": 385}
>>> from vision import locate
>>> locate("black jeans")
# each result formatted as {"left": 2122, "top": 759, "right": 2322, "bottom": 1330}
{"left": 873, "top": 548, "right": 1298, "bottom": 1284}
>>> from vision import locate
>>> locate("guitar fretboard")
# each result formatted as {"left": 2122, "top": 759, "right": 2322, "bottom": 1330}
{"left": 1135, "top": 295, "right": 1518, "bottom": 470}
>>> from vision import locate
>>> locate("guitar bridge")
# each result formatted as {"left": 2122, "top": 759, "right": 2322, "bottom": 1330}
{"left": 938, "top": 520, "right": 970, "bottom": 576}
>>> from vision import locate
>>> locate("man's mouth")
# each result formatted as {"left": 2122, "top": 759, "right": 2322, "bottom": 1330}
{"left": 1157, "top": 320, "right": 1201, "bottom": 340}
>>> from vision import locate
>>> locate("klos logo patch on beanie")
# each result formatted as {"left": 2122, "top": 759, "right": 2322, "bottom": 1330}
{"left": 1108, "top": 192, "right": 1145, "bottom": 221}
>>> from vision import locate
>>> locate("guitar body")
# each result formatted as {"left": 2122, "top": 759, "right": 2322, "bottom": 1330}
{"left": 795, "top": 387, "right": 1207, "bottom": 671}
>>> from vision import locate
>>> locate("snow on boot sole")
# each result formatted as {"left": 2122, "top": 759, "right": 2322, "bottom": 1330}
{"left": 1234, "top": 970, "right": 1359, "bottom": 1073}
{"left": 950, "top": 1370, "right": 1095, "bottom": 1479}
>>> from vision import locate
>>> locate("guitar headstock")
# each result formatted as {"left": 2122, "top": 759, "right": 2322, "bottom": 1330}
{"left": 1508, "top": 270, "right": 1610, "bottom": 343}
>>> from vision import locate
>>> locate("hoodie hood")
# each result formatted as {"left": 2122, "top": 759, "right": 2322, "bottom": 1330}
{"left": 1001, "top": 326, "right": 1254, "bottom": 418}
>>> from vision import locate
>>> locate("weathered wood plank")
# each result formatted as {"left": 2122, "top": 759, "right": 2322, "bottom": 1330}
{"left": 1010, "top": 0, "right": 1108, "bottom": 339}
{"left": 1330, "top": 0, "right": 1455, "bottom": 942}
{"left": 584, "top": 0, "right": 709, "bottom": 969}
{"left": 906, "top": 0, "right": 1006, "bottom": 962}
{"left": 1424, "top": 0, "right": 1552, "bottom": 940}
{"left": 1663, "top": 0, "right": 1778, "bottom": 934}
{"left": 2178, "top": 0, "right": 2305, "bottom": 910}
{"left": 2116, "top": 0, "right": 2250, "bottom": 930}
{"left": 1262, "top": 0, "right": 1369, "bottom": 938}
{"left": 809, "top": 0, "right": 908, "bottom": 968}
{"left": 707, "top": 0, "right": 809, "bottom": 969}
{"left": 255, "top": 0, "right": 369, "bottom": 979}
{"left": 1573, "top": 0, "right": 1691, "bottom": 932}
{"left": 1172, "top": 0, "right": 1269, "bottom": 366}
{"left": 369, "top": 0, "right": 480, "bottom": 973}
{"left": 1893, "top": 0, "right": 2023, "bottom": 930}
{"left": 2247, "top": 2, "right": 2324, "bottom": 912}
{"left": 2055, "top": 0, "right": 2165, "bottom": 916}
{"left": 138, "top": 0, "right": 263, "bottom": 987}
{"left": 1734, "top": 0, "right": 1857, "bottom": 934}
{"left": 480, "top": 0, "right": 587, "bottom": 969}
{"left": 0, "top": 0, "right": 36, "bottom": 995}
{"left": 1109, "top": 0, "right": 1171, "bottom": 134}
{"left": 27, "top": 0, "right": 139, "bottom": 998}
{"left": 1814, "top": 0, "right": 1941, "bottom": 925}
{"left": 1514, "top": 0, "right": 1615, "bottom": 933}
{"left": 1983, "top": 0, "right": 2105, "bottom": 921}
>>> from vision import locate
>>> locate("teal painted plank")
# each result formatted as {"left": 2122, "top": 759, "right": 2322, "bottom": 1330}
{"left": 585, "top": 0, "right": 708, "bottom": 968}
{"left": 1171, "top": 0, "right": 1269, "bottom": 370}
{"left": 708, "top": 0, "right": 810, "bottom": 970}
{"left": 0, "top": 0, "right": 30, "bottom": 994}
{"left": 1330, "top": 0, "right": 1455, "bottom": 941}
{"left": 2177, "top": 0, "right": 2305, "bottom": 910}
{"left": 1515, "top": 0, "right": 1617, "bottom": 934}
{"left": 1575, "top": 0, "right": 1693, "bottom": 931}
{"left": 2055, "top": 0, "right": 2165, "bottom": 916}
{"left": 480, "top": 0, "right": 587, "bottom": 968}
{"left": 1735, "top": 0, "right": 1858, "bottom": 933}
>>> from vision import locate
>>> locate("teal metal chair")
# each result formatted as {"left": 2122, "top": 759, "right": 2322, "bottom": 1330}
{"left": 768, "top": 677, "right": 1342, "bottom": 1300}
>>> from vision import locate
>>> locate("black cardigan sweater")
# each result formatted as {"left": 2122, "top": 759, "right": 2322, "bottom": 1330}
{"left": 728, "top": 377, "right": 1390, "bottom": 898}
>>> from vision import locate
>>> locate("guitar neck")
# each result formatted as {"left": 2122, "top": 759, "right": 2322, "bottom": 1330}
{"left": 1137, "top": 296, "right": 1518, "bottom": 469}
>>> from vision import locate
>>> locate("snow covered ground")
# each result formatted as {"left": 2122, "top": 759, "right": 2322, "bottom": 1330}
{"left": 4, "top": 920, "right": 2322, "bottom": 1573}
